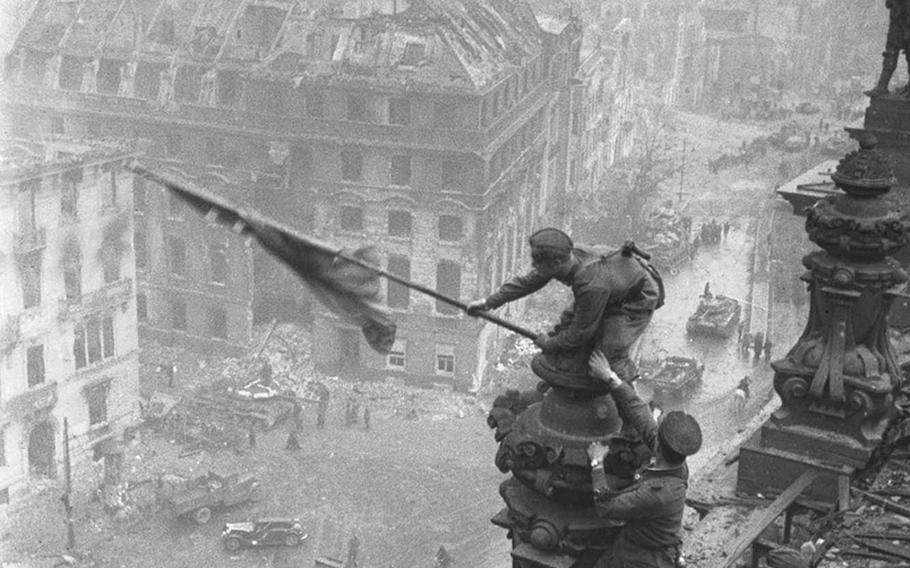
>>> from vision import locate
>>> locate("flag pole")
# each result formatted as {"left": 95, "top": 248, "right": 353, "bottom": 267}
{"left": 126, "top": 163, "right": 538, "bottom": 341}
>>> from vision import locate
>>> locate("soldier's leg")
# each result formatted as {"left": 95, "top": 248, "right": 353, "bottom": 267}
{"left": 865, "top": 49, "right": 900, "bottom": 97}
{"left": 598, "top": 313, "right": 653, "bottom": 383}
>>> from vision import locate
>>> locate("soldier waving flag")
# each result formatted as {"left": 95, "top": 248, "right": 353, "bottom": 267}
{"left": 127, "top": 162, "right": 396, "bottom": 354}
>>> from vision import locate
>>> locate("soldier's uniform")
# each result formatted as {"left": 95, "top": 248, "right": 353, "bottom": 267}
{"left": 483, "top": 232, "right": 662, "bottom": 382}
{"left": 591, "top": 383, "right": 701, "bottom": 567}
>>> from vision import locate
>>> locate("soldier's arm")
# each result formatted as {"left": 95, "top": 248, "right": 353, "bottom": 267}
{"left": 610, "top": 382, "right": 659, "bottom": 452}
{"left": 537, "top": 284, "right": 611, "bottom": 352}
{"left": 593, "top": 482, "right": 662, "bottom": 520}
{"left": 484, "top": 269, "right": 552, "bottom": 309}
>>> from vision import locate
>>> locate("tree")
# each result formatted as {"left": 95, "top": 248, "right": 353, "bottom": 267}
{"left": 572, "top": 102, "right": 678, "bottom": 245}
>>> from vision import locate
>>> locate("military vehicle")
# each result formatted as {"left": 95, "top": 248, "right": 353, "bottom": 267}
{"left": 642, "top": 356, "right": 704, "bottom": 402}
{"left": 161, "top": 471, "right": 261, "bottom": 524}
{"left": 686, "top": 294, "right": 741, "bottom": 338}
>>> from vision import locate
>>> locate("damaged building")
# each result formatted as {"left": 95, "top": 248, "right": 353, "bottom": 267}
{"left": 0, "top": 136, "right": 141, "bottom": 512}
{"left": 2, "top": 0, "right": 583, "bottom": 389}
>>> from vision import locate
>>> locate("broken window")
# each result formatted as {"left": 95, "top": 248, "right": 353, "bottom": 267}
{"left": 102, "top": 316, "right": 114, "bottom": 358}
{"left": 216, "top": 71, "right": 241, "bottom": 107}
{"left": 134, "top": 62, "right": 161, "bottom": 100}
{"left": 387, "top": 210, "right": 411, "bottom": 237}
{"left": 436, "top": 261, "right": 461, "bottom": 315}
{"left": 61, "top": 170, "right": 80, "bottom": 219}
{"left": 387, "top": 255, "right": 410, "bottom": 309}
{"left": 209, "top": 244, "right": 227, "bottom": 284}
{"left": 86, "top": 317, "right": 102, "bottom": 363}
{"left": 97, "top": 59, "right": 122, "bottom": 94}
{"left": 18, "top": 179, "right": 38, "bottom": 233}
{"left": 21, "top": 256, "right": 41, "bottom": 309}
{"left": 436, "top": 344, "right": 455, "bottom": 375}
{"left": 207, "top": 307, "right": 227, "bottom": 339}
{"left": 174, "top": 66, "right": 202, "bottom": 104}
{"left": 400, "top": 42, "right": 425, "bottom": 66}
{"left": 438, "top": 215, "right": 463, "bottom": 242}
{"left": 169, "top": 237, "right": 186, "bottom": 276}
{"left": 58, "top": 55, "right": 83, "bottom": 90}
{"left": 87, "top": 382, "right": 109, "bottom": 425}
{"left": 339, "top": 206, "right": 363, "bottom": 232}
{"left": 347, "top": 95, "right": 366, "bottom": 121}
{"left": 389, "top": 155, "right": 411, "bottom": 186}
{"left": 27, "top": 345, "right": 45, "bottom": 387}
{"left": 136, "top": 293, "right": 148, "bottom": 322}
{"left": 134, "top": 227, "right": 147, "bottom": 270}
{"left": 388, "top": 98, "right": 410, "bottom": 125}
{"left": 170, "top": 299, "right": 187, "bottom": 331}
{"left": 101, "top": 164, "right": 117, "bottom": 208}
{"left": 387, "top": 340, "right": 406, "bottom": 369}
{"left": 133, "top": 176, "right": 146, "bottom": 213}
{"left": 340, "top": 150, "right": 363, "bottom": 182}
{"left": 63, "top": 254, "right": 81, "bottom": 301}
{"left": 305, "top": 92, "right": 324, "bottom": 118}
{"left": 102, "top": 248, "right": 119, "bottom": 284}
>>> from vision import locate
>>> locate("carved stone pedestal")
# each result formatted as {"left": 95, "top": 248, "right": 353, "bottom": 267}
{"left": 491, "top": 354, "right": 625, "bottom": 568}
{"left": 737, "top": 136, "right": 908, "bottom": 501}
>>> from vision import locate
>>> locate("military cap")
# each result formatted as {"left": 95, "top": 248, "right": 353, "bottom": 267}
{"left": 657, "top": 411, "right": 702, "bottom": 456}
{"left": 528, "top": 228, "right": 573, "bottom": 253}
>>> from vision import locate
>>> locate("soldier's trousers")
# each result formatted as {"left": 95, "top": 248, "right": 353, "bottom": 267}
{"left": 596, "top": 312, "right": 653, "bottom": 383}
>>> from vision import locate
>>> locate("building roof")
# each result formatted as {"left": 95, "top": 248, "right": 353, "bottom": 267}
{"left": 0, "top": 136, "right": 136, "bottom": 184}
{"left": 15, "top": 0, "right": 549, "bottom": 92}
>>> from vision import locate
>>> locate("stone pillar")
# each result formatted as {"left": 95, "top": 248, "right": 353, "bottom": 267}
{"left": 118, "top": 59, "right": 136, "bottom": 98}
{"left": 82, "top": 58, "right": 98, "bottom": 93}
{"left": 738, "top": 136, "right": 908, "bottom": 499}
{"left": 491, "top": 354, "right": 625, "bottom": 567}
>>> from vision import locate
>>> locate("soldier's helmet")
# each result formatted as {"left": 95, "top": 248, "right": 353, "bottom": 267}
{"left": 657, "top": 411, "right": 703, "bottom": 457}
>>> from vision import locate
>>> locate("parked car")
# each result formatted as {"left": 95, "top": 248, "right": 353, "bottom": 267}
{"left": 222, "top": 518, "right": 308, "bottom": 552}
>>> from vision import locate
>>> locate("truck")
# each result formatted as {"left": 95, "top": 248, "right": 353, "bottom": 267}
{"left": 161, "top": 471, "right": 261, "bottom": 525}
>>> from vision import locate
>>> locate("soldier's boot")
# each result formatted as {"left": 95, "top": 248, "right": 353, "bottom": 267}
{"left": 865, "top": 50, "right": 899, "bottom": 97}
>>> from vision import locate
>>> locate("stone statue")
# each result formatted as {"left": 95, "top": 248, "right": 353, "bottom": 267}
{"left": 866, "top": 0, "right": 910, "bottom": 97}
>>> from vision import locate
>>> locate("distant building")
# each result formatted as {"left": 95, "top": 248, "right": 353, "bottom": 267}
{"left": 3, "top": 0, "right": 582, "bottom": 390}
{"left": 0, "top": 136, "right": 140, "bottom": 513}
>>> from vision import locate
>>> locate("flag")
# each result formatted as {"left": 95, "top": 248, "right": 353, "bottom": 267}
{"left": 129, "top": 164, "right": 396, "bottom": 354}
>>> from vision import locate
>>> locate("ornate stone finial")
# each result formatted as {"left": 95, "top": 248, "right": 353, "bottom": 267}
{"left": 830, "top": 134, "right": 897, "bottom": 197}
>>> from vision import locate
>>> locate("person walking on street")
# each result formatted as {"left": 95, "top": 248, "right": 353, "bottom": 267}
{"left": 741, "top": 332, "right": 753, "bottom": 358}
{"left": 763, "top": 339, "right": 773, "bottom": 361}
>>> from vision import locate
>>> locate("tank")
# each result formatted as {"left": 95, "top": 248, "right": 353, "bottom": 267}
{"left": 686, "top": 293, "right": 741, "bottom": 337}
{"left": 642, "top": 355, "right": 704, "bottom": 402}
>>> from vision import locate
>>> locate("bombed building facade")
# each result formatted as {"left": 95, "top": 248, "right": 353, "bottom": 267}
{"left": 1, "top": 0, "right": 584, "bottom": 389}
{"left": 0, "top": 137, "right": 140, "bottom": 508}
